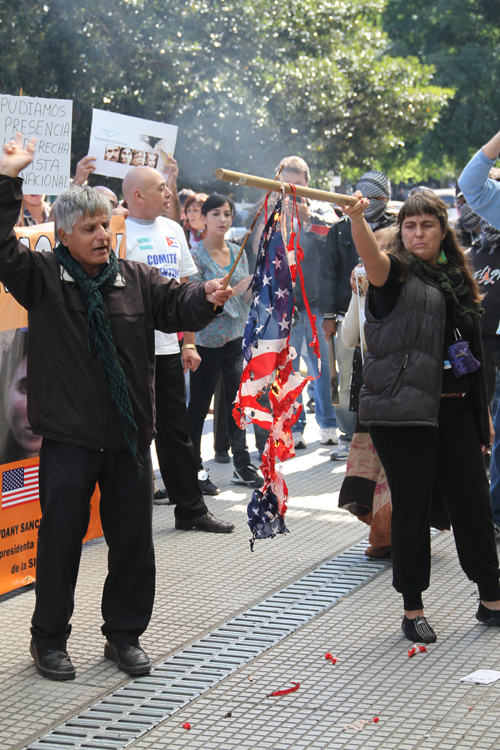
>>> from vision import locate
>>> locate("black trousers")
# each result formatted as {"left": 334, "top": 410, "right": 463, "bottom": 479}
{"left": 31, "top": 439, "right": 155, "bottom": 649}
{"left": 370, "top": 397, "right": 500, "bottom": 611}
{"left": 482, "top": 336, "right": 500, "bottom": 407}
{"left": 188, "top": 339, "right": 250, "bottom": 471}
{"left": 213, "top": 376, "right": 269, "bottom": 456}
{"left": 213, "top": 376, "right": 230, "bottom": 454}
{"left": 155, "top": 354, "right": 207, "bottom": 520}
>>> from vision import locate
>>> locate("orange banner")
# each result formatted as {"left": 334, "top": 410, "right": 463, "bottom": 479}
{"left": 0, "top": 216, "right": 126, "bottom": 595}
{"left": 0, "top": 216, "right": 126, "bottom": 333}
{"left": 0, "top": 457, "right": 101, "bottom": 594}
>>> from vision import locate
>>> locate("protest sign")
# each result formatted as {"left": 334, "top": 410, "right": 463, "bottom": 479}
{"left": 0, "top": 216, "right": 126, "bottom": 333}
{"left": 88, "top": 109, "right": 178, "bottom": 180}
{"left": 0, "top": 95, "right": 73, "bottom": 194}
{"left": 0, "top": 456, "right": 102, "bottom": 596}
{"left": 0, "top": 216, "right": 126, "bottom": 596}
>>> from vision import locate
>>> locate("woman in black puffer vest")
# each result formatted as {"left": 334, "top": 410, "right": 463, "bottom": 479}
{"left": 339, "top": 188, "right": 500, "bottom": 645}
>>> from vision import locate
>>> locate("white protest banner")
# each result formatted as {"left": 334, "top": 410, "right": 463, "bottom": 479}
{"left": 0, "top": 95, "right": 73, "bottom": 194}
{"left": 88, "top": 109, "right": 178, "bottom": 180}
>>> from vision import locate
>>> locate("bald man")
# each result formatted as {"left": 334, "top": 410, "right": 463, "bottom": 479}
{"left": 123, "top": 167, "right": 234, "bottom": 532}
{"left": 94, "top": 186, "right": 128, "bottom": 217}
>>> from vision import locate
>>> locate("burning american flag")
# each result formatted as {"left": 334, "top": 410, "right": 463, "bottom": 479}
{"left": 234, "top": 194, "right": 320, "bottom": 548}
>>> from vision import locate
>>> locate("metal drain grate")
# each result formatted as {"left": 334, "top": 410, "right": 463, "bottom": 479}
{"left": 24, "top": 539, "right": 391, "bottom": 750}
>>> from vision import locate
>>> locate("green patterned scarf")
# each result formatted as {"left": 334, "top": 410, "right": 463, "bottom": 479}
{"left": 54, "top": 244, "right": 142, "bottom": 473}
{"left": 404, "top": 251, "right": 484, "bottom": 326}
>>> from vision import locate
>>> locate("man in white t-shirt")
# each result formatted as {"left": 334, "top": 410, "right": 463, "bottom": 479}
{"left": 124, "top": 166, "right": 234, "bottom": 533}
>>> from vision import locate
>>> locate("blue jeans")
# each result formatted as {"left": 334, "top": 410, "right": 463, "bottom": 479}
{"left": 289, "top": 305, "right": 337, "bottom": 433}
{"left": 334, "top": 320, "right": 357, "bottom": 440}
{"left": 489, "top": 401, "right": 500, "bottom": 527}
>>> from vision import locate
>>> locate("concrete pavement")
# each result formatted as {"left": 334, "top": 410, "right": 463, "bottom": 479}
{"left": 1, "top": 418, "right": 500, "bottom": 750}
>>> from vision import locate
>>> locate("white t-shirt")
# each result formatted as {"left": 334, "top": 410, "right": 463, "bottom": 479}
{"left": 125, "top": 216, "right": 198, "bottom": 355}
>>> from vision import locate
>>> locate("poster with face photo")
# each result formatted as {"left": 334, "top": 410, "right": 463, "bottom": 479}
{"left": 88, "top": 109, "right": 178, "bottom": 180}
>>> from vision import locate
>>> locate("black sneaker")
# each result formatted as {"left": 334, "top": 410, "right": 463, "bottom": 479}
{"left": 402, "top": 615, "right": 437, "bottom": 644}
{"left": 476, "top": 602, "right": 500, "bottom": 626}
{"left": 214, "top": 451, "right": 231, "bottom": 464}
{"left": 153, "top": 488, "right": 171, "bottom": 505}
{"left": 231, "top": 464, "right": 264, "bottom": 488}
{"left": 198, "top": 469, "right": 220, "bottom": 495}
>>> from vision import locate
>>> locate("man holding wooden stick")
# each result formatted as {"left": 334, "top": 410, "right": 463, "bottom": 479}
{"left": 0, "top": 135, "right": 232, "bottom": 681}
{"left": 277, "top": 156, "right": 340, "bottom": 450}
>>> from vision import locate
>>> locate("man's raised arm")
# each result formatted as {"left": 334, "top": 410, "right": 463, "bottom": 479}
{"left": 0, "top": 133, "right": 47, "bottom": 309}
{"left": 459, "top": 127, "right": 500, "bottom": 230}
{"left": 0, "top": 132, "right": 37, "bottom": 180}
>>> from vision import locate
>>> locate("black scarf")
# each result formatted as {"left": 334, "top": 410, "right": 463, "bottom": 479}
{"left": 404, "top": 251, "right": 484, "bottom": 326}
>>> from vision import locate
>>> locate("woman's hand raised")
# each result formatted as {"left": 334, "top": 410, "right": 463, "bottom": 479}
{"left": 339, "top": 190, "right": 369, "bottom": 224}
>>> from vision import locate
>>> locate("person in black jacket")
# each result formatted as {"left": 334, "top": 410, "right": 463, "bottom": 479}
{"left": 340, "top": 187, "right": 500, "bottom": 644}
{"left": 466, "top": 214, "right": 500, "bottom": 405}
{"left": 319, "top": 171, "right": 394, "bottom": 446}
{"left": 0, "top": 135, "right": 232, "bottom": 682}
{"left": 276, "top": 156, "right": 339, "bottom": 449}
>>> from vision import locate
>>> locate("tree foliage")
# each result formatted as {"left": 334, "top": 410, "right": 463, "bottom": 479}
{"left": 384, "top": 0, "right": 500, "bottom": 176}
{"left": 1, "top": 0, "right": 451, "bottom": 190}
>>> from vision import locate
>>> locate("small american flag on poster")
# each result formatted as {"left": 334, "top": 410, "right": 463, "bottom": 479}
{"left": 1, "top": 465, "right": 39, "bottom": 509}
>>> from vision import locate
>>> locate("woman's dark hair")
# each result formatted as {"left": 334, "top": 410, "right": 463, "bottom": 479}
{"left": 386, "top": 190, "right": 482, "bottom": 306}
{"left": 201, "top": 193, "right": 236, "bottom": 218}
{"left": 184, "top": 193, "right": 208, "bottom": 213}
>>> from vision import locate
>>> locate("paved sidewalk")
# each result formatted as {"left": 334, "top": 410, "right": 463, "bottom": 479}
{"left": 1, "top": 421, "right": 500, "bottom": 750}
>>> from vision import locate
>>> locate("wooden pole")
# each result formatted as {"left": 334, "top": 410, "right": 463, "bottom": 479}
{"left": 214, "top": 168, "right": 358, "bottom": 206}
{"left": 212, "top": 167, "right": 283, "bottom": 310}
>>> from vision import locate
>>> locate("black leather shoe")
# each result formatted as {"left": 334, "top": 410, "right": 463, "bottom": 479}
{"left": 104, "top": 641, "right": 151, "bottom": 676}
{"left": 476, "top": 603, "right": 500, "bottom": 626}
{"left": 30, "top": 640, "right": 76, "bottom": 681}
{"left": 154, "top": 488, "right": 168, "bottom": 500}
{"left": 175, "top": 511, "right": 235, "bottom": 533}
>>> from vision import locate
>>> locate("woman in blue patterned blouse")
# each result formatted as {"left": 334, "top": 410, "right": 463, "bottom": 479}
{"left": 188, "top": 194, "right": 264, "bottom": 492}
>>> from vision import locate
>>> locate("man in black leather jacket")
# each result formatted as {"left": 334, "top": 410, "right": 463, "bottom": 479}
{"left": 0, "top": 135, "right": 231, "bottom": 682}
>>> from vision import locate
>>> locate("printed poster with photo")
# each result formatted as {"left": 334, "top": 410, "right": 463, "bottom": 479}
{"left": 88, "top": 109, "right": 178, "bottom": 180}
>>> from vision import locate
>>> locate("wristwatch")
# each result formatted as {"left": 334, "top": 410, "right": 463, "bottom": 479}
{"left": 182, "top": 344, "right": 197, "bottom": 350}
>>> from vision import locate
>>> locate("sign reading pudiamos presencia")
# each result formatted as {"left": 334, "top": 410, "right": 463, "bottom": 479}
{"left": 0, "top": 94, "right": 73, "bottom": 194}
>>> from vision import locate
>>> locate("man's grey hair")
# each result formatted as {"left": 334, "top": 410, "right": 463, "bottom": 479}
{"left": 52, "top": 185, "right": 112, "bottom": 234}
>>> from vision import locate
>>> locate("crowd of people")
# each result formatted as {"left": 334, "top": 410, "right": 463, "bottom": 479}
{"left": 2, "top": 122, "right": 500, "bottom": 682}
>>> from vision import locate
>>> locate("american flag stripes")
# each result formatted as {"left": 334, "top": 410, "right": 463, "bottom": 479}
{"left": 234, "top": 195, "right": 320, "bottom": 548}
{"left": 1, "top": 465, "right": 39, "bottom": 509}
